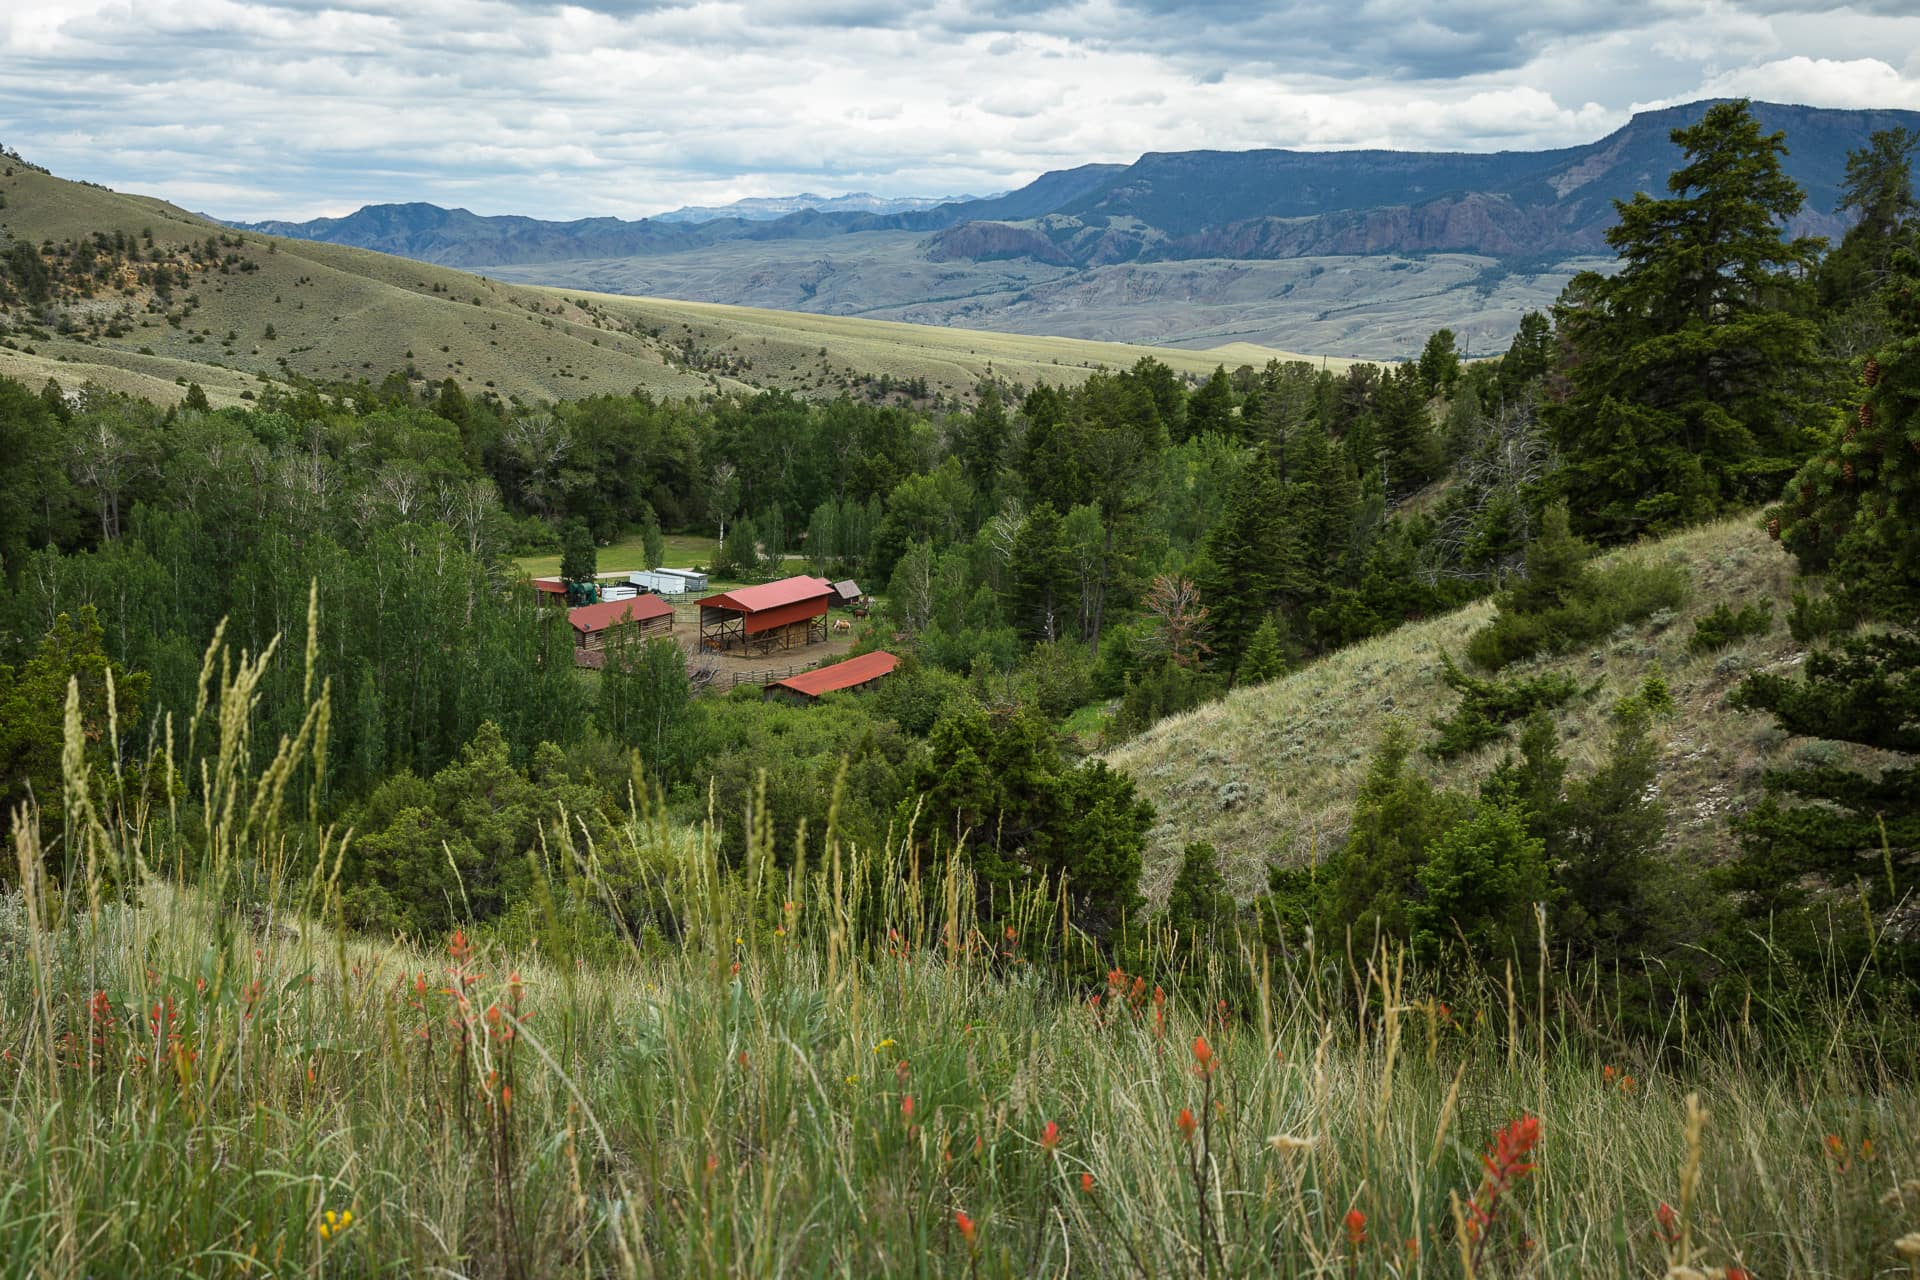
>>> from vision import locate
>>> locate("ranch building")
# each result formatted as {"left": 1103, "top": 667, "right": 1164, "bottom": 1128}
{"left": 763, "top": 651, "right": 899, "bottom": 704}
{"left": 697, "top": 576, "right": 833, "bottom": 654}
{"left": 568, "top": 595, "right": 674, "bottom": 663}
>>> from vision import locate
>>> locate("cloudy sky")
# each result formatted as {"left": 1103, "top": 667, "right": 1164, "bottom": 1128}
{"left": 4, "top": 0, "right": 1919, "bottom": 222}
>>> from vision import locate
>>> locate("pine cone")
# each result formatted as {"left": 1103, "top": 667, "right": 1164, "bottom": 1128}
{"left": 1865, "top": 357, "right": 1881, "bottom": 387}
{"left": 1766, "top": 515, "right": 1781, "bottom": 540}
{"left": 1842, "top": 461, "right": 1857, "bottom": 484}
{"left": 1860, "top": 403, "right": 1874, "bottom": 430}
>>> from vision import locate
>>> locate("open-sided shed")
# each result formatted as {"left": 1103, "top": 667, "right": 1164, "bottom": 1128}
{"left": 697, "top": 576, "right": 833, "bottom": 654}
{"left": 764, "top": 651, "right": 899, "bottom": 703}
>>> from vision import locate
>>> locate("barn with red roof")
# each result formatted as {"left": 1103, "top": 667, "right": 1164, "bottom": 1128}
{"left": 696, "top": 575, "right": 834, "bottom": 654}
{"left": 764, "top": 651, "right": 899, "bottom": 703}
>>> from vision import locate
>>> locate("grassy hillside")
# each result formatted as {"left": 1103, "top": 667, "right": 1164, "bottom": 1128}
{"left": 0, "top": 162, "right": 729, "bottom": 403}
{"left": 4, "top": 675, "right": 1911, "bottom": 1278}
{"left": 547, "top": 289, "right": 1358, "bottom": 401}
{"left": 1, "top": 161, "right": 1345, "bottom": 408}
{"left": 1108, "top": 518, "right": 1806, "bottom": 900}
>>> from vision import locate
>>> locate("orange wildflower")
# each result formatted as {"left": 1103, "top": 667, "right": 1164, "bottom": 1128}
{"left": 1345, "top": 1208, "right": 1366, "bottom": 1248}
{"left": 1192, "top": 1035, "right": 1215, "bottom": 1076}
{"left": 1040, "top": 1120, "right": 1060, "bottom": 1153}
{"left": 1177, "top": 1108, "right": 1197, "bottom": 1142}
{"left": 955, "top": 1210, "right": 977, "bottom": 1248}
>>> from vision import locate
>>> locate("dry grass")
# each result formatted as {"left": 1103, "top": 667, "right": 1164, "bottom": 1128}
{"left": 1107, "top": 517, "right": 1808, "bottom": 902}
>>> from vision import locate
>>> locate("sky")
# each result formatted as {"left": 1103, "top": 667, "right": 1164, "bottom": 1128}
{"left": 4, "top": 0, "right": 1920, "bottom": 222}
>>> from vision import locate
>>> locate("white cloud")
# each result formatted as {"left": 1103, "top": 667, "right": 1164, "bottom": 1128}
{"left": 0, "top": 0, "right": 1916, "bottom": 220}
{"left": 1662, "top": 56, "right": 1920, "bottom": 111}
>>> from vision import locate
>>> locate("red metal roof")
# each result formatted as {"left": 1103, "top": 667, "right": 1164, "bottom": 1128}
{"left": 532, "top": 577, "right": 567, "bottom": 595}
{"left": 768, "top": 650, "right": 899, "bottom": 698}
{"left": 698, "top": 575, "right": 834, "bottom": 615}
{"left": 568, "top": 596, "right": 673, "bottom": 635}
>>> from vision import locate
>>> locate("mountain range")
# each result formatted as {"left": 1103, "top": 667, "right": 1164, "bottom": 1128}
{"left": 652, "top": 191, "right": 990, "bottom": 223}
{"left": 224, "top": 100, "right": 1920, "bottom": 358}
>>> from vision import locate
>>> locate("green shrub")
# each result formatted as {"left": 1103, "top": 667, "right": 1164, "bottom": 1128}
{"left": 1689, "top": 600, "right": 1773, "bottom": 653}
{"left": 1019, "top": 640, "right": 1094, "bottom": 721}
{"left": 1468, "top": 556, "right": 1689, "bottom": 669}
{"left": 1426, "top": 652, "right": 1585, "bottom": 760}
{"left": 1106, "top": 657, "right": 1224, "bottom": 743}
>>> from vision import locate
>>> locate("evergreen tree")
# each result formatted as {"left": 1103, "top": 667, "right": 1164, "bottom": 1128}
{"left": 1198, "top": 453, "right": 1303, "bottom": 669}
{"left": 956, "top": 382, "right": 1010, "bottom": 489}
{"left": 1495, "top": 311, "right": 1553, "bottom": 404}
{"left": 637, "top": 502, "right": 666, "bottom": 571}
{"left": 182, "top": 382, "right": 210, "bottom": 413}
{"left": 1187, "top": 366, "right": 1237, "bottom": 439}
{"left": 1321, "top": 723, "right": 1469, "bottom": 940}
{"left": 1554, "top": 705, "right": 1669, "bottom": 959}
{"left": 1410, "top": 801, "right": 1547, "bottom": 962}
{"left": 432, "top": 377, "right": 469, "bottom": 430}
{"left": 712, "top": 516, "right": 763, "bottom": 582}
{"left": 559, "top": 518, "right": 597, "bottom": 602}
{"left": 0, "top": 606, "right": 152, "bottom": 878}
{"left": 1818, "top": 127, "right": 1919, "bottom": 307}
{"left": 1373, "top": 362, "right": 1443, "bottom": 497}
{"left": 1236, "top": 615, "right": 1288, "bottom": 685}
{"left": 1165, "top": 841, "right": 1234, "bottom": 941}
{"left": 1007, "top": 502, "right": 1072, "bottom": 644}
{"left": 1728, "top": 247, "right": 1920, "bottom": 981}
{"left": 1550, "top": 100, "right": 1827, "bottom": 539}
{"left": 1417, "top": 328, "right": 1460, "bottom": 397}
{"left": 1015, "top": 384, "right": 1081, "bottom": 512}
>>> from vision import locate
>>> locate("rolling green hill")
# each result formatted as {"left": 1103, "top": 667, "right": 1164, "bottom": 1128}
{"left": 1105, "top": 517, "right": 1813, "bottom": 901}
{"left": 0, "top": 160, "right": 1343, "bottom": 408}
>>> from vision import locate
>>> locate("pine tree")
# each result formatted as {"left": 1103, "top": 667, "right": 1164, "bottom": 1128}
{"left": 637, "top": 502, "right": 666, "bottom": 571}
{"left": 1550, "top": 100, "right": 1826, "bottom": 540}
{"left": 182, "top": 382, "right": 210, "bottom": 413}
{"left": 1726, "top": 248, "right": 1920, "bottom": 980}
{"left": 1165, "top": 841, "right": 1234, "bottom": 940}
{"left": 0, "top": 606, "right": 152, "bottom": 880}
{"left": 1198, "top": 453, "right": 1303, "bottom": 668}
{"left": 559, "top": 518, "right": 597, "bottom": 601}
{"left": 1417, "top": 328, "right": 1460, "bottom": 397}
{"left": 1818, "top": 127, "right": 1918, "bottom": 307}
{"left": 1007, "top": 502, "right": 1072, "bottom": 644}
{"left": 1495, "top": 311, "right": 1553, "bottom": 404}
{"left": 1187, "top": 366, "right": 1237, "bottom": 439}
{"left": 1237, "top": 615, "right": 1288, "bottom": 685}
{"left": 1373, "top": 362, "right": 1443, "bottom": 497}
{"left": 433, "top": 376, "right": 469, "bottom": 430}
{"left": 956, "top": 381, "right": 1010, "bottom": 489}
